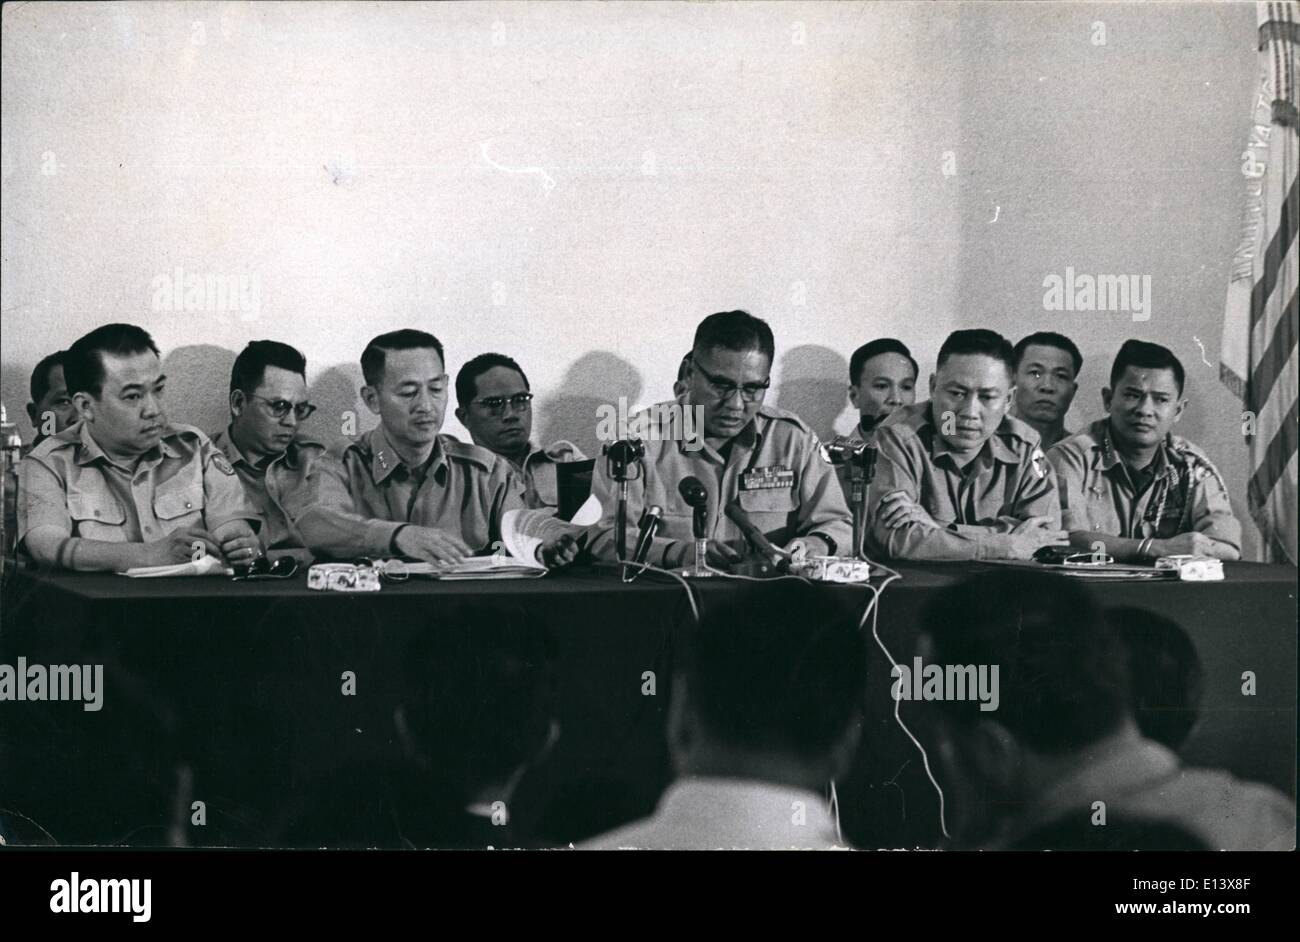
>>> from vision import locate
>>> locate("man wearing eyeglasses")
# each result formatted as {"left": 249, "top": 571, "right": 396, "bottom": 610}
{"left": 209, "top": 341, "right": 325, "bottom": 562}
{"left": 289, "top": 329, "right": 580, "bottom": 568}
{"left": 453, "top": 353, "right": 585, "bottom": 512}
{"left": 588, "top": 310, "right": 852, "bottom": 568}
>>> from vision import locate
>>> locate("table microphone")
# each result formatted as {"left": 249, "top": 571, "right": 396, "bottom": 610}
{"left": 677, "top": 477, "right": 708, "bottom": 537}
{"left": 631, "top": 505, "right": 663, "bottom": 565}
{"left": 676, "top": 477, "right": 714, "bottom": 578}
{"left": 603, "top": 438, "right": 645, "bottom": 560}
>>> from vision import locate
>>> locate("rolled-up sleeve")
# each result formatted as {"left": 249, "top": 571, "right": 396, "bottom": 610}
{"left": 1188, "top": 459, "right": 1242, "bottom": 557}
{"left": 1010, "top": 447, "right": 1061, "bottom": 528}
{"left": 290, "top": 451, "right": 401, "bottom": 559}
{"left": 1046, "top": 442, "right": 1090, "bottom": 532}
{"left": 201, "top": 443, "right": 260, "bottom": 533}
{"left": 17, "top": 456, "right": 71, "bottom": 545}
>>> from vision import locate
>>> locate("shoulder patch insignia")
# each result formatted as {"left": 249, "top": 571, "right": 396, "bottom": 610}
{"left": 211, "top": 452, "right": 236, "bottom": 476}
{"left": 1031, "top": 446, "right": 1047, "bottom": 479}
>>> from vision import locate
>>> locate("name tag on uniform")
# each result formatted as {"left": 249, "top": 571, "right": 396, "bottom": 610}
{"left": 740, "top": 466, "right": 795, "bottom": 491}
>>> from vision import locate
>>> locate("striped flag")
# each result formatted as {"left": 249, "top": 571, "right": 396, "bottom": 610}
{"left": 1221, "top": 2, "right": 1299, "bottom": 565}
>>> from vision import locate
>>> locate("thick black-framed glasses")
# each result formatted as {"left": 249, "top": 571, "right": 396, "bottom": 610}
{"left": 474, "top": 392, "right": 534, "bottom": 416}
{"left": 250, "top": 395, "right": 317, "bottom": 421}
{"left": 692, "top": 361, "right": 771, "bottom": 402}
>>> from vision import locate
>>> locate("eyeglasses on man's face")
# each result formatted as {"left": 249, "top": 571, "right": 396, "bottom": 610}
{"left": 474, "top": 392, "right": 534, "bottom": 417}
{"left": 692, "top": 360, "right": 771, "bottom": 403}
{"left": 250, "top": 394, "right": 317, "bottom": 421}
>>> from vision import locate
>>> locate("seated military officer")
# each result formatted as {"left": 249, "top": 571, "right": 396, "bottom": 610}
{"left": 1048, "top": 340, "right": 1241, "bottom": 562}
{"left": 1010, "top": 331, "right": 1082, "bottom": 451}
{"left": 453, "top": 353, "right": 586, "bottom": 512}
{"left": 25, "top": 350, "right": 79, "bottom": 449}
{"left": 846, "top": 338, "right": 918, "bottom": 446}
{"left": 288, "top": 330, "right": 579, "bottom": 568}
{"left": 588, "top": 310, "right": 852, "bottom": 568}
{"left": 209, "top": 341, "right": 325, "bottom": 561}
{"left": 866, "top": 329, "right": 1066, "bottom": 560}
{"left": 18, "top": 324, "right": 262, "bottom": 571}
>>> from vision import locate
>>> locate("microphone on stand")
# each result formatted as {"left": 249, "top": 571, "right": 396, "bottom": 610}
{"left": 821, "top": 437, "right": 878, "bottom": 560}
{"left": 677, "top": 476, "right": 715, "bottom": 578}
{"left": 603, "top": 438, "right": 645, "bottom": 560}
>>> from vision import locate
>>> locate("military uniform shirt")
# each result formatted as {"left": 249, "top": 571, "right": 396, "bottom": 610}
{"left": 210, "top": 425, "right": 325, "bottom": 553}
{"left": 866, "top": 401, "right": 1059, "bottom": 560}
{"left": 18, "top": 421, "right": 258, "bottom": 547}
{"left": 514, "top": 440, "right": 586, "bottom": 511}
{"left": 1047, "top": 418, "right": 1241, "bottom": 553}
{"left": 287, "top": 426, "right": 524, "bottom": 559}
{"left": 588, "top": 402, "right": 852, "bottom": 565}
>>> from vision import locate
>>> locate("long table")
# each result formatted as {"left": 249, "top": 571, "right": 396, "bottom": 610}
{"left": 1, "top": 562, "right": 1294, "bottom": 848}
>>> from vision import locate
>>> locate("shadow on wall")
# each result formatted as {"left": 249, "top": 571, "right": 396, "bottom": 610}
{"left": 161, "top": 346, "right": 237, "bottom": 435}
{"left": 772, "top": 344, "right": 849, "bottom": 442}
{"left": 537, "top": 351, "right": 643, "bottom": 458}
{"left": 303, "top": 364, "right": 370, "bottom": 447}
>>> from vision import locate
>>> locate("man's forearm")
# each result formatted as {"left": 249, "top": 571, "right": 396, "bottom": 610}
{"left": 24, "top": 531, "right": 149, "bottom": 572}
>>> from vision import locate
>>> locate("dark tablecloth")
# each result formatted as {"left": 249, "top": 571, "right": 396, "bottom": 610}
{"left": 1, "top": 561, "right": 1294, "bottom": 847}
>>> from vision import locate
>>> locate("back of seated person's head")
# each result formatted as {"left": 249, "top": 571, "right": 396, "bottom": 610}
{"left": 918, "top": 570, "right": 1132, "bottom": 843}
{"left": 672, "top": 583, "right": 867, "bottom": 789}
{"left": 1107, "top": 606, "right": 1202, "bottom": 752}
{"left": 920, "top": 569, "right": 1130, "bottom": 753}
{"left": 397, "top": 619, "right": 558, "bottom": 807}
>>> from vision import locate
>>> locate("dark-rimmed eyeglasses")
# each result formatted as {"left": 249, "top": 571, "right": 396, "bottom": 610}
{"left": 692, "top": 361, "right": 771, "bottom": 402}
{"left": 473, "top": 392, "right": 534, "bottom": 416}
{"left": 249, "top": 395, "right": 317, "bottom": 421}
{"left": 231, "top": 555, "right": 300, "bottom": 580}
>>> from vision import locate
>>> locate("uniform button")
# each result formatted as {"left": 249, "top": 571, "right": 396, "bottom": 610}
{"left": 94, "top": 509, "right": 102, "bottom": 517}
{"left": 185, "top": 501, "right": 193, "bottom": 509}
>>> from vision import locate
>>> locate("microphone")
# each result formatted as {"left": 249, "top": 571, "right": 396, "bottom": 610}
{"left": 822, "top": 437, "right": 878, "bottom": 483}
{"left": 677, "top": 476, "right": 709, "bottom": 539}
{"left": 631, "top": 505, "right": 663, "bottom": 565}
{"left": 676, "top": 477, "right": 714, "bottom": 578}
{"left": 603, "top": 438, "right": 646, "bottom": 481}
{"left": 724, "top": 501, "right": 791, "bottom": 573}
{"left": 603, "top": 438, "right": 645, "bottom": 560}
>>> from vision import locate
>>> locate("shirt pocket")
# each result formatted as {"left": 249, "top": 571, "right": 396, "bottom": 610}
{"left": 737, "top": 486, "right": 801, "bottom": 517}
{"left": 153, "top": 476, "right": 205, "bottom": 533}
{"left": 68, "top": 489, "right": 128, "bottom": 542}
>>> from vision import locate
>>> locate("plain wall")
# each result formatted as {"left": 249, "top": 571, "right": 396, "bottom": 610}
{"left": 1, "top": 1, "right": 1264, "bottom": 557}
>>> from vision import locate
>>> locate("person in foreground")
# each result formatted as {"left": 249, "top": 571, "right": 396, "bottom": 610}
{"left": 581, "top": 582, "right": 865, "bottom": 849}
{"left": 916, "top": 569, "right": 1294, "bottom": 851}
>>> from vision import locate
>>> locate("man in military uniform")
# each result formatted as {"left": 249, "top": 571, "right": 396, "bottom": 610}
{"left": 1011, "top": 331, "right": 1082, "bottom": 451}
{"left": 25, "top": 350, "right": 79, "bottom": 449}
{"left": 588, "top": 310, "right": 852, "bottom": 568}
{"left": 18, "top": 324, "right": 262, "bottom": 571}
{"left": 288, "top": 330, "right": 580, "bottom": 568}
{"left": 210, "top": 340, "right": 325, "bottom": 561}
{"left": 867, "top": 329, "right": 1066, "bottom": 561}
{"left": 453, "top": 352, "right": 586, "bottom": 512}
{"left": 1048, "top": 339, "right": 1241, "bottom": 561}
{"left": 835, "top": 338, "right": 919, "bottom": 513}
